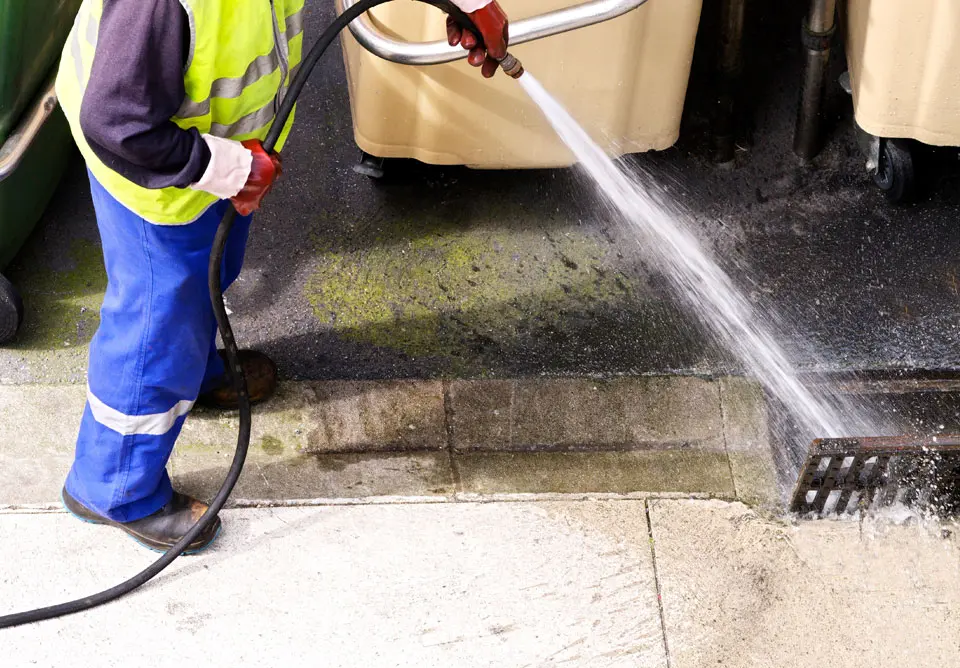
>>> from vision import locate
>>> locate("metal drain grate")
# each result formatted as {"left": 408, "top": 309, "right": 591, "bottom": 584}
{"left": 790, "top": 435, "right": 960, "bottom": 516}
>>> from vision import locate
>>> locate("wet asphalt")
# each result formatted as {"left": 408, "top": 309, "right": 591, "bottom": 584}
{"left": 5, "top": 0, "right": 958, "bottom": 382}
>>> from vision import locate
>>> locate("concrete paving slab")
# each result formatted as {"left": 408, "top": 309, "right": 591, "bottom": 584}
{"left": 449, "top": 377, "right": 725, "bottom": 451}
{"left": 448, "top": 379, "right": 514, "bottom": 449}
{"left": 456, "top": 450, "right": 735, "bottom": 497}
{"left": 171, "top": 450, "right": 456, "bottom": 501}
{"left": 303, "top": 380, "right": 447, "bottom": 451}
{"left": 648, "top": 499, "right": 960, "bottom": 668}
{"left": 718, "top": 377, "right": 780, "bottom": 510}
{"left": 0, "top": 382, "right": 454, "bottom": 505}
{"left": 0, "top": 377, "right": 755, "bottom": 506}
{"left": 0, "top": 384, "right": 78, "bottom": 504}
{"left": 509, "top": 379, "right": 633, "bottom": 448}
{"left": 0, "top": 501, "right": 666, "bottom": 667}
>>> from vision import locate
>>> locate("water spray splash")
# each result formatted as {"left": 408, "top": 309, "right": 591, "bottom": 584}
{"left": 519, "top": 74, "right": 876, "bottom": 453}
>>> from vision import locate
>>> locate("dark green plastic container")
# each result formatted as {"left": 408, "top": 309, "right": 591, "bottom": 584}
{"left": 0, "top": 0, "right": 81, "bottom": 142}
{"left": 0, "top": 99, "right": 74, "bottom": 271}
{"left": 0, "top": 0, "right": 83, "bottom": 342}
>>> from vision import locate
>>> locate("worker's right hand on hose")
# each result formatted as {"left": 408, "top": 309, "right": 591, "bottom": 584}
{"left": 231, "top": 139, "right": 283, "bottom": 216}
{"left": 446, "top": 0, "right": 509, "bottom": 79}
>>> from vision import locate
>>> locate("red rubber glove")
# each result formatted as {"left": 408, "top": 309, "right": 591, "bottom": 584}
{"left": 231, "top": 139, "right": 282, "bottom": 216}
{"left": 446, "top": 1, "right": 509, "bottom": 79}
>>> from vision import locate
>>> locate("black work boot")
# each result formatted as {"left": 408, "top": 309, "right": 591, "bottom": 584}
{"left": 197, "top": 349, "right": 278, "bottom": 410}
{"left": 62, "top": 487, "right": 222, "bottom": 554}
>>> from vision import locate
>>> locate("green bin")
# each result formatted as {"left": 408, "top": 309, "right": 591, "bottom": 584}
{"left": 0, "top": 0, "right": 83, "bottom": 343}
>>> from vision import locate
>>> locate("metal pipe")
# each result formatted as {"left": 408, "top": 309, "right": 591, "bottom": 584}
{"left": 793, "top": 0, "right": 837, "bottom": 160}
{"left": 807, "top": 0, "right": 837, "bottom": 34}
{"left": 336, "top": 0, "right": 650, "bottom": 66}
{"left": 712, "top": 0, "right": 747, "bottom": 164}
{"left": 718, "top": 0, "right": 746, "bottom": 68}
{"left": 0, "top": 79, "right": 59, "bottom": 183}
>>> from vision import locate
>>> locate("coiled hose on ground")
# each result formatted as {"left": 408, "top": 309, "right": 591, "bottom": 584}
{"left": 0, "top": 0, "right": 488, "bottom": 629}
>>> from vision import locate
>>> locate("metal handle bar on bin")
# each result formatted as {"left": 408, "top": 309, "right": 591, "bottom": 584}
{"left": 335, "top": 0, "right": 651, "bottom": 66}
{"left": 0, "top": 78, "right": 59, "bottom": 184}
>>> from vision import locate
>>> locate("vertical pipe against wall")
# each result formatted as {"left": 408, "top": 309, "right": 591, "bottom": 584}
{"left": 793, "top": 0, "right": 837, "bottom": 160}
{"left": 712, "top": 0, "right": 747, "bottom": 164}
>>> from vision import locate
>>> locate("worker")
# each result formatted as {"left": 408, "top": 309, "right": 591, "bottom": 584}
{"left": 55, "top": 0, "right": 510, "bottom": 553}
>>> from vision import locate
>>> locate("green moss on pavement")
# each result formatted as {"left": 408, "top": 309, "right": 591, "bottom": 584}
{"left": 305, "top": 220, "right": 632, "bottom": 364}
{"left": 15, "top": 239, "right": 106, "bottom": 349}
{"left": 2, "top": 239, "right": 106, "bottom": 382}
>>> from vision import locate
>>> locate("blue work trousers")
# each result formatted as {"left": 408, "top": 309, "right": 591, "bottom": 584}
{"left": 65, "top": 171, "right": 252, "bottom": 522}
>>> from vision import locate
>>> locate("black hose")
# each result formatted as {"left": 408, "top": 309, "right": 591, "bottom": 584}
{"left": 0, "top": 0, "right": 479, "bottom": 629}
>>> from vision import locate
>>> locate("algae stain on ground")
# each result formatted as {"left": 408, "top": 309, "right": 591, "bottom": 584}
{"left": 14, "top": 239, "right": 106, "bottom": 350}
{"left": 1, "top": 239, "right": 107, "bottom": 382}
{"left": 260, "top": 435, "right": 285, "bottom": 455}
{"left": 305, "top": 221, "right": 631, "bottom": 361}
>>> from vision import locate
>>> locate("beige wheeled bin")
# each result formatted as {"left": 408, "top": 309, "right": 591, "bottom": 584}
{"left": 337, "top": 0, "right": 703, "bottom": 170}
{"left": 844, "top": 0, "right": 960, "bottom": 202}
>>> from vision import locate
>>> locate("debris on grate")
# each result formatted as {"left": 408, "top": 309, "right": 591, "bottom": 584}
{"left": 790, "top": 435, "right": 960, "bottom": 517}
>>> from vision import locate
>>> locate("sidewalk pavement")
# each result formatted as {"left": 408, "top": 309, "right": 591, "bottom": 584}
{"left": 2, "top": 498, "right": 958, "bottom": 667}
{"left": 0, "top": 376, "right": 782, "bottom": 512}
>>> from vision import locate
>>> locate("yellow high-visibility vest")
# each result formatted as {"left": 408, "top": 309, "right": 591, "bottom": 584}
{"left": 57, "top": 0, "right": 305, "bottom": 225}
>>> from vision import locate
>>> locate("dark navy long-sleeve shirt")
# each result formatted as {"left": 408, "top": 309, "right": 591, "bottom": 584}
{"left": 80, "top": 0, "right": 211, "bottom": 189}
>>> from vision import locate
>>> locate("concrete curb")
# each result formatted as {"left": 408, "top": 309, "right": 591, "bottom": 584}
{"left": 0, "top": 376, "right": 780, "bottom": 508}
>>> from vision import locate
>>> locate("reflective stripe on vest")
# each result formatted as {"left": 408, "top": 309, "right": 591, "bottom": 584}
{"left": 56, "top": 0, "right": 305, "bottom": 225}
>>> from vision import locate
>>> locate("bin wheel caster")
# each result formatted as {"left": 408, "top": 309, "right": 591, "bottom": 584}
{"left": 0, "top": 274, "right": 24, "bottom": 344}
{"left": 353, "top": 151, "right": 385, "bottom": 179}
{"left": 872, "top": 139, "right": 916, "bottom": 204}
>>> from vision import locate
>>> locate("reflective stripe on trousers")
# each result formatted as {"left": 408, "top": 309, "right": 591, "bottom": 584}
{"left": 65, "top": 171, "right": 253, "bottom": 522}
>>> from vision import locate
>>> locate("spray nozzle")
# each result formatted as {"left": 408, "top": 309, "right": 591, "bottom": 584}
{"left": 499, "top": 53, "right": 524, "bottom": 79}
{"left": 431, "top": 0, "right": 523, "bottom": 79}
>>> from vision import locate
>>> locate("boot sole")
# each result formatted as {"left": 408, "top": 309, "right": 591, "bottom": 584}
{"left": 60, "top": 490, "right": 222, "bottom": 556}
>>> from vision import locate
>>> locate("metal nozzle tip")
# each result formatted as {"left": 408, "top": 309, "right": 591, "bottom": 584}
{"left": 499, "top": 53, "right": 524, "bottom": 79}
